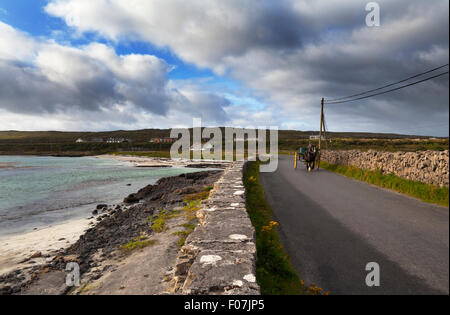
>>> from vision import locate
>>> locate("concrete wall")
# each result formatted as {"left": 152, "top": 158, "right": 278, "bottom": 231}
{"left": 321, "top": 150, "right": 449, "bottom": 187}
{"left": 171, "top": 162, "right": 260, "bottom": 295}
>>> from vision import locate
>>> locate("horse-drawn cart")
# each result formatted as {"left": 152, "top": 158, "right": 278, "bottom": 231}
{"left": 297, "top": 147, "right": 308, "bottom": 161}
{"left": 294, "top": 145, "right": 318, "bottom": 172}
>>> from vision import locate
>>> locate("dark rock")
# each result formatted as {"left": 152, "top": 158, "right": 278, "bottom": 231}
{"left": 92, "top": 210, "right": 98, "bottom": 215}
{"left": 124, "top": 194, "right": 139, "bottom": 204}
{"left": 29, "top": 252, "right": 42, "bottom": 259}
{"left": 96, "top": 204, "right": 108, "bottom": 210}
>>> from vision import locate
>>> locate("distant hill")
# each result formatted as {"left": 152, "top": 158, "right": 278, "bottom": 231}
{"left": 0, "top": 128, "right": 444, "bottom": 142}
{"left": 0, "top": 128, "right": 447, "bottom": 155}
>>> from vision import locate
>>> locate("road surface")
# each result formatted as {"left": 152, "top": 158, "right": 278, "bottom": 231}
{"left": 260, "top": 155, "right": 449, "bottom": 294}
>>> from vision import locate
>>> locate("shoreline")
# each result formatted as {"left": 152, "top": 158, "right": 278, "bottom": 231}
{"left": 0, "top": 218, "right": 94, "bottom": 276}
{"left": 94, "top": 154, "right": 232, "bottom": 169}
{"left": 0, "top": 164, "right": 224, "bottom": 295}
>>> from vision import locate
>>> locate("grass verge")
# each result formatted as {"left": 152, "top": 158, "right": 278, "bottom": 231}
{"left": 245, "top": 162, "right": 323, "bottom": 295}
{"left": 320, "top": 161, "right": 449, "bottom": 207}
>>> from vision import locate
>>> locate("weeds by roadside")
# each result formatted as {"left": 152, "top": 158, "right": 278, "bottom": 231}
{"left": 244, "top": 162, "right": 306, "bottom": 295}
{"left": 120, "top": 232, "right": 157, "bottom": 252}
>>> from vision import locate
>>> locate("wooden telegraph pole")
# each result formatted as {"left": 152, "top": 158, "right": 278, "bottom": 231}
{"left": 318, "top": 98, "right": 324, "bottom": 169}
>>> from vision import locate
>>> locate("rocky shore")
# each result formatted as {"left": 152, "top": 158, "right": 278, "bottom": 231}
{"left": 0, "top": 170, "right": 222, "bottom": 295}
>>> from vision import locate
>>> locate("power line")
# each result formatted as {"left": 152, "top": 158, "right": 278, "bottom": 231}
{"left": 325, "top": 71, "right": 449, "bottom": 105}
{"left": 325, "top": 63, "right": 449, "bottom": 103}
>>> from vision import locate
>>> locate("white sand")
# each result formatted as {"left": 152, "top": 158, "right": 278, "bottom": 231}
{"left": 95, "top": 154, "right": 231, "bottom": 168}
{"left": 0, "top": 217, "right": 94, "bottom": 275}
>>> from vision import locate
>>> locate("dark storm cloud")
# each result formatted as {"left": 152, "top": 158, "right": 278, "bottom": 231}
{"left": 64, "top": 0, "right": 445, "bottom": 136}
{"left": 1, "top": 0, "right": 448, "bottom": 134}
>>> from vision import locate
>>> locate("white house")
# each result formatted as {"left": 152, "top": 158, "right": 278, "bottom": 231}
{"left": 190, "top": 142, "right": 214, "bottom": 151}
{"left": 309, "top": 135, "right": 326, "bottom": 140}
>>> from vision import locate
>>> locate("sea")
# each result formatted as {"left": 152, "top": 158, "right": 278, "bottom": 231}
{"left": 0, "top": 156, "right": 200, "bottom": 237}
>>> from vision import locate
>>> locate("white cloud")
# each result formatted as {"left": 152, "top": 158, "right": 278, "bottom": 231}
{"left": 43, "top": 0, "right": 449, "bottom": 135}
{"left": 0, "top": 22, "right": 37, "bottom": 61}
{"left": 0, "top": 21, "right": 234, "bottom": 129}
{"left": 1, "top": 1, "right": 448, "bottom": 135}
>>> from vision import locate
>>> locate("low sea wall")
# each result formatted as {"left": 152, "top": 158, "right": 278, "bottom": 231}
{"left": 171, "top": 162, "right": 260, "bottom": 295}
{"left": 321, "top": 150, "right": 449, "bottom": 187}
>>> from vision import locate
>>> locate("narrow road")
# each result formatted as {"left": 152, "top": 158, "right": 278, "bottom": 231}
{"left": 260, "top": 155, "right": 449, "bottom": 295}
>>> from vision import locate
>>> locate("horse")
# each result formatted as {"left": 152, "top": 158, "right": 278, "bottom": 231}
{"left": 304, "top": 144, "right": 318, "bottom": 172}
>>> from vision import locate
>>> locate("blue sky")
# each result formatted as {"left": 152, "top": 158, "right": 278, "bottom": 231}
{"left": 0, "top": 0, "right": 448, "bottom": 135}
{"left": 0, "top": 0, "right": 222, "bottom": 80}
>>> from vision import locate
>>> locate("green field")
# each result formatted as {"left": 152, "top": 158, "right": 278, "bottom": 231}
{"left": 279, "top": 138, "right": 449, "bottom": 154}
{"left": 0, "top": 129, "right": 447, "bottom": 156}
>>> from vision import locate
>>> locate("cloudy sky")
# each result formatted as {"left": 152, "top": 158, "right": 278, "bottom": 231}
{"left": 0, "top": 0, "right": 448, "bottom": 136}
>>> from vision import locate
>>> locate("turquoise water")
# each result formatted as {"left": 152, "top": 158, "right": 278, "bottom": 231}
{"left": 0, "top": 156, "right": 200, "bottom": 236}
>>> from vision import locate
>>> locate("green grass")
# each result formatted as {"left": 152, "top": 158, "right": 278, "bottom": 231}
{"left": 244, "top": 162, "right": 305, "bottom": 295}
{"left": 172, "top": 229, "right": 195, "bottom": 248}
{"left": 1, "top": 129, "right": 446, "bottom": 156}
{"left": 278, "top": 138, "right": 449, "bottom": 153}
{"left": 183, "top": 190, "right": 210, "bottom": 203}
{"left": 204, "top": 185, "right": 213, "bottom": 192}
{"left": 148, "top": 210, "right": 179, "bottom": 232}
{"left": 173, "top": 197, "right": 207, "bottom": 248}
{"left": 180, "top": 223, "right": 196, "bottom": 230}
{"left": 120, "top": 239, "right": 157, "bottom": 252}
{"left": 320, "top": 161, "right": 449, "bottom": 207}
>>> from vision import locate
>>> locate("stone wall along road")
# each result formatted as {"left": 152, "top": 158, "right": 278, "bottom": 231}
{"left": 171, "top": 162, "right": 260, "bottom": 295}
{"left": 321, "top": 150, "right": 449, "bottom": 187}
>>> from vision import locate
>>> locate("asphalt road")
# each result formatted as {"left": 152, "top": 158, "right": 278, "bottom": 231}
{"left": 260, "top": 155, "right": 449, "bottom": 295}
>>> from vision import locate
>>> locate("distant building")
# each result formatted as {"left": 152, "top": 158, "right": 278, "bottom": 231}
{"left": 75, "top": 137, "right": 104, "bottom": 143}
{"left": 150, "top": 137, "right": 175, "bottom": 144}
{"left": 106, "top": 137, "right": 131, "bottom": 143}
{"left": 190, "top": 142, "right": 214, "bottom": 151}
{"left": 309, "top": 135, "right": 326, "bottom": 141}
{"left": 235, "top": 137, "right": 258, "bottom": 142}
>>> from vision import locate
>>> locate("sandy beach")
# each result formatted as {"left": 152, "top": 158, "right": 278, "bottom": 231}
{"left": 0, "top": 217, "right": 94, "bottom": 276}
{"left": 95, "top": 154, "right": 231, "bottom": 168}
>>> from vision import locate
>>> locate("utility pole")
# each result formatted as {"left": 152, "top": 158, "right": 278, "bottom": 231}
{"left": 318, "top": 98, "right": 324, "bottom": 169}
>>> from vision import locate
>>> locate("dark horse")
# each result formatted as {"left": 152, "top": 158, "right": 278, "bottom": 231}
{"left": 304, "top": 144, "right": 318, "bottom": 172}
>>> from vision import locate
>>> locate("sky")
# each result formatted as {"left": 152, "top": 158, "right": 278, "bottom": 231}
{"left": 0, "top": 0, "right": 448, "bottom": 136}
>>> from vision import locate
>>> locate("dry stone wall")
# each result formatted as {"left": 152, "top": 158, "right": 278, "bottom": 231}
{"left": 321, "top": 150, "right": 449, "bottom": 187}
{"left": 171, "top": 162, "right": 260, "bottom": 295}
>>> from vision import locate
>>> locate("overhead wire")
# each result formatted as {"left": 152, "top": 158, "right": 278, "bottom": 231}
{"left": 325, "top": 71, "right": 449, "bottom": 105}
{"left": 325, "top": 63, "right": 449, "bottom": 103}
